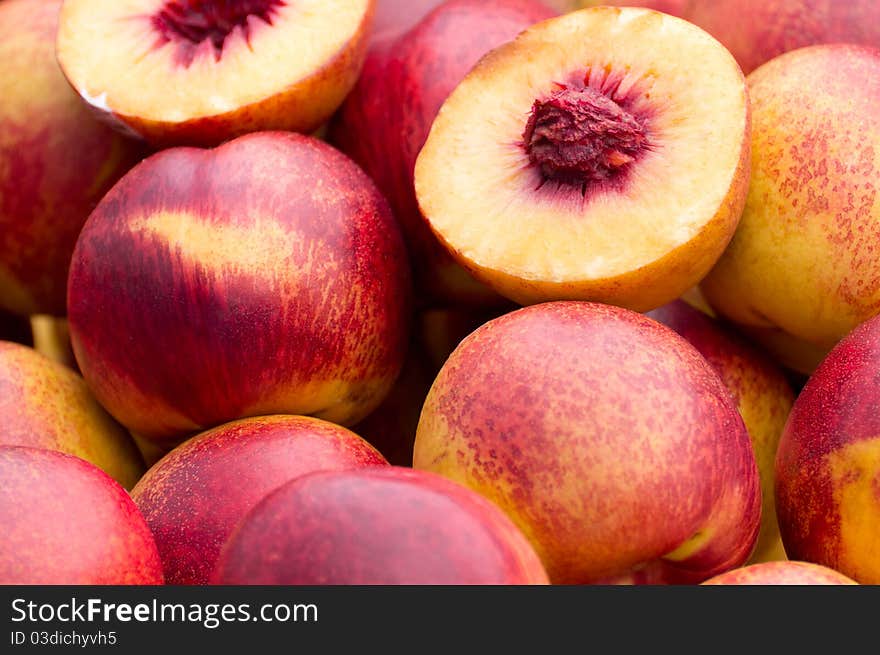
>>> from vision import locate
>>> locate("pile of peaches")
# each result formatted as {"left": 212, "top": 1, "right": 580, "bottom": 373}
{"left": 1, "top": 0, "right": 878, "bottom": 586}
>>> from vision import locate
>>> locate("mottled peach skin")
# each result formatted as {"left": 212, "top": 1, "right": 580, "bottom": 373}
{"left": 414, "top": 302, "right": 761, "bottom": 584}
{"left": 0, "top": 341, "right": 144, "bottom": 489}
{"left": 701, "top": 45, "right": 880, "bottom": 372}
{"left": 0, "top": 0, "right": 144, "bottom": 317}
{"left": 0, "top": 446, "right": 163, "bottom": 584}
{"left": 648, "top": 301, "right": 794, "bottom": 563}
{"left": 329, "top": 0, "right": 555, "bottom": 307}
{"left": 213, "top": 467, "right": 549, "bottom": 585}
{"left": 57, "top": 1, "right": 375, "bottom": 148}
{"left": 702, "top": 561, "right": 857, "bottom": 585}
{"left": 687, "top": 0, "right": 880, "bottom": 75}
{"left": 67, "top": 131, "right": 411, "bottom": 444}
{"left": 131, "top": 415, "right": 386, "bottom": 585}
{"left": 775, "top": 314, "right": 880, "bottom": 584}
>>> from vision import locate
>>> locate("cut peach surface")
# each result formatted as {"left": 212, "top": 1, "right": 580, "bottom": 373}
{"left": 57, "top": 0, "right": 374, "bottom": 147}
{"left": 414, "top": 7, "right": 750, "bottom": 311}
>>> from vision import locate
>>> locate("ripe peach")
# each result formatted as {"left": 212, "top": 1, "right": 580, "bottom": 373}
{"left": 414, "top": 7, "right": 750, "bottom": 311}
{"left": 329, "top": 0, "right": 555, "bottom": 307}
{"left": 56, "top": 0, "right": 375, "bottom": 147}
{"left": 0, "top": 0, "right": 144, "bottom": 317}
{"left": 701, "top": 45, "right": 880, "bottom": 371}
{"left": 131, "top": 415, "right": 387, "bottom": 585}
{"left": 0, "top": 446, "right": 162, "bottom": 584}
{"left": 67, "top": 131, "right": 411, "bottom": 444}
{"left": 213, "top": 467, "right": 549, "bottom": 585}
{"left": 775, "top": 314, "right": 880, "bottom": 584}
{"left": 702, "top": 561, "right": 857, "bottom": 585}
{"left": 688, "top": 0, "right": 880, "bottom": 75}
{"left": 647, "top": 300, "right": 795, "bottom": 563}
{"left": 0, "top": 341, "right": 143, "bottom": 490}
{"left": 414, "top": 301, "right": 761, "bottom": 584}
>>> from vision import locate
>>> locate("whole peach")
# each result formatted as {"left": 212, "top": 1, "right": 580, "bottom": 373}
{"left": 702, "top": 45, "right": 880, "bottom": 370}
{"left": 414, "top": 301, "right": 761, "bottom": 584}
{"left": 67, "top": 131, "right": 411, "bottom": 444}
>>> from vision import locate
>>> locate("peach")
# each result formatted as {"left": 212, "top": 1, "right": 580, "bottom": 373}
{"left": 775, "top": 314, "right": 880, "bottom": 584}
{"left": 0, "top": 446, "right": 162, "bottom": 584}
{"left": 414, "top": 7, "right": 750, "bottom": 311}
{"left": 329, "top": 0, "right": 555, "bottom": 307}
{"left": 67, "top": 131, "right": 411, "bottom": 444}
{"left": 0, "top": 0, "right": 144, "bottom": 317}
{"left": 701, "top": 45, "right": 880, "bottom": 372}
{"left": 131, "top": 415, "right": 387, "bottom": 585}
{"left": 688, "top": 0, "right": 880, "bottom": 75}
{"left": 702, "top": 561, "right": 857, "bottom": 585}
{"left": 413, "top": 301, "right": 761, "bottom": 584}
{"left": 56, "top": 0, "right": 375, "bottom": 147}
{"left": 213, "top": 467, "right": 549, "bottom": 585}
{"left": 647, "top": 300, "right": 795, "bottom": 563}
{"left": 0, "top": 341, "right": 144, "bottom": 490}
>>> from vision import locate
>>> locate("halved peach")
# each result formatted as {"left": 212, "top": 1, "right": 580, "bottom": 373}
{"left": 56, "top": 0, "right": 374, "bottom": 147}
{"left": 414, "top": 7, "right": 750, "bottom": 311}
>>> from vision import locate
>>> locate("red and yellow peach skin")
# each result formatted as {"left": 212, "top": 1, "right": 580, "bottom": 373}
{"left": 648, "top": 300, "right": 795, "bottom": 563}
{"left": 67, "top": 131, "right": 412, "bottom": 444}
{"left": 0, "top": 0, "right": 144, "bottom": 316}
{"left": 775, "top": 314, "right": 880, "bottom": 584}
{"left": 414, "top": 301, "right": 761, "bottom": 584}
{"left": 131, "top": 415, "right": 388, "bottom": 585}
{"left": 0, "top": 341, "right": 144, "bottom": 490}
{"left": 702, "top": 45, "right": 880, "bottom": 370}
{"left": 0, "top": 446, "right": 163, "bottom": 584}
{"left": 213, "top": 467, "right": 550, "bottom": 585}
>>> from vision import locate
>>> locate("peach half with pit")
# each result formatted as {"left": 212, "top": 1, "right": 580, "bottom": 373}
{"left": 414, "top": 7, "right": 750, "bottom": 311}
{"left": 56, "top": 0, "right": 375, "bottom": 147}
